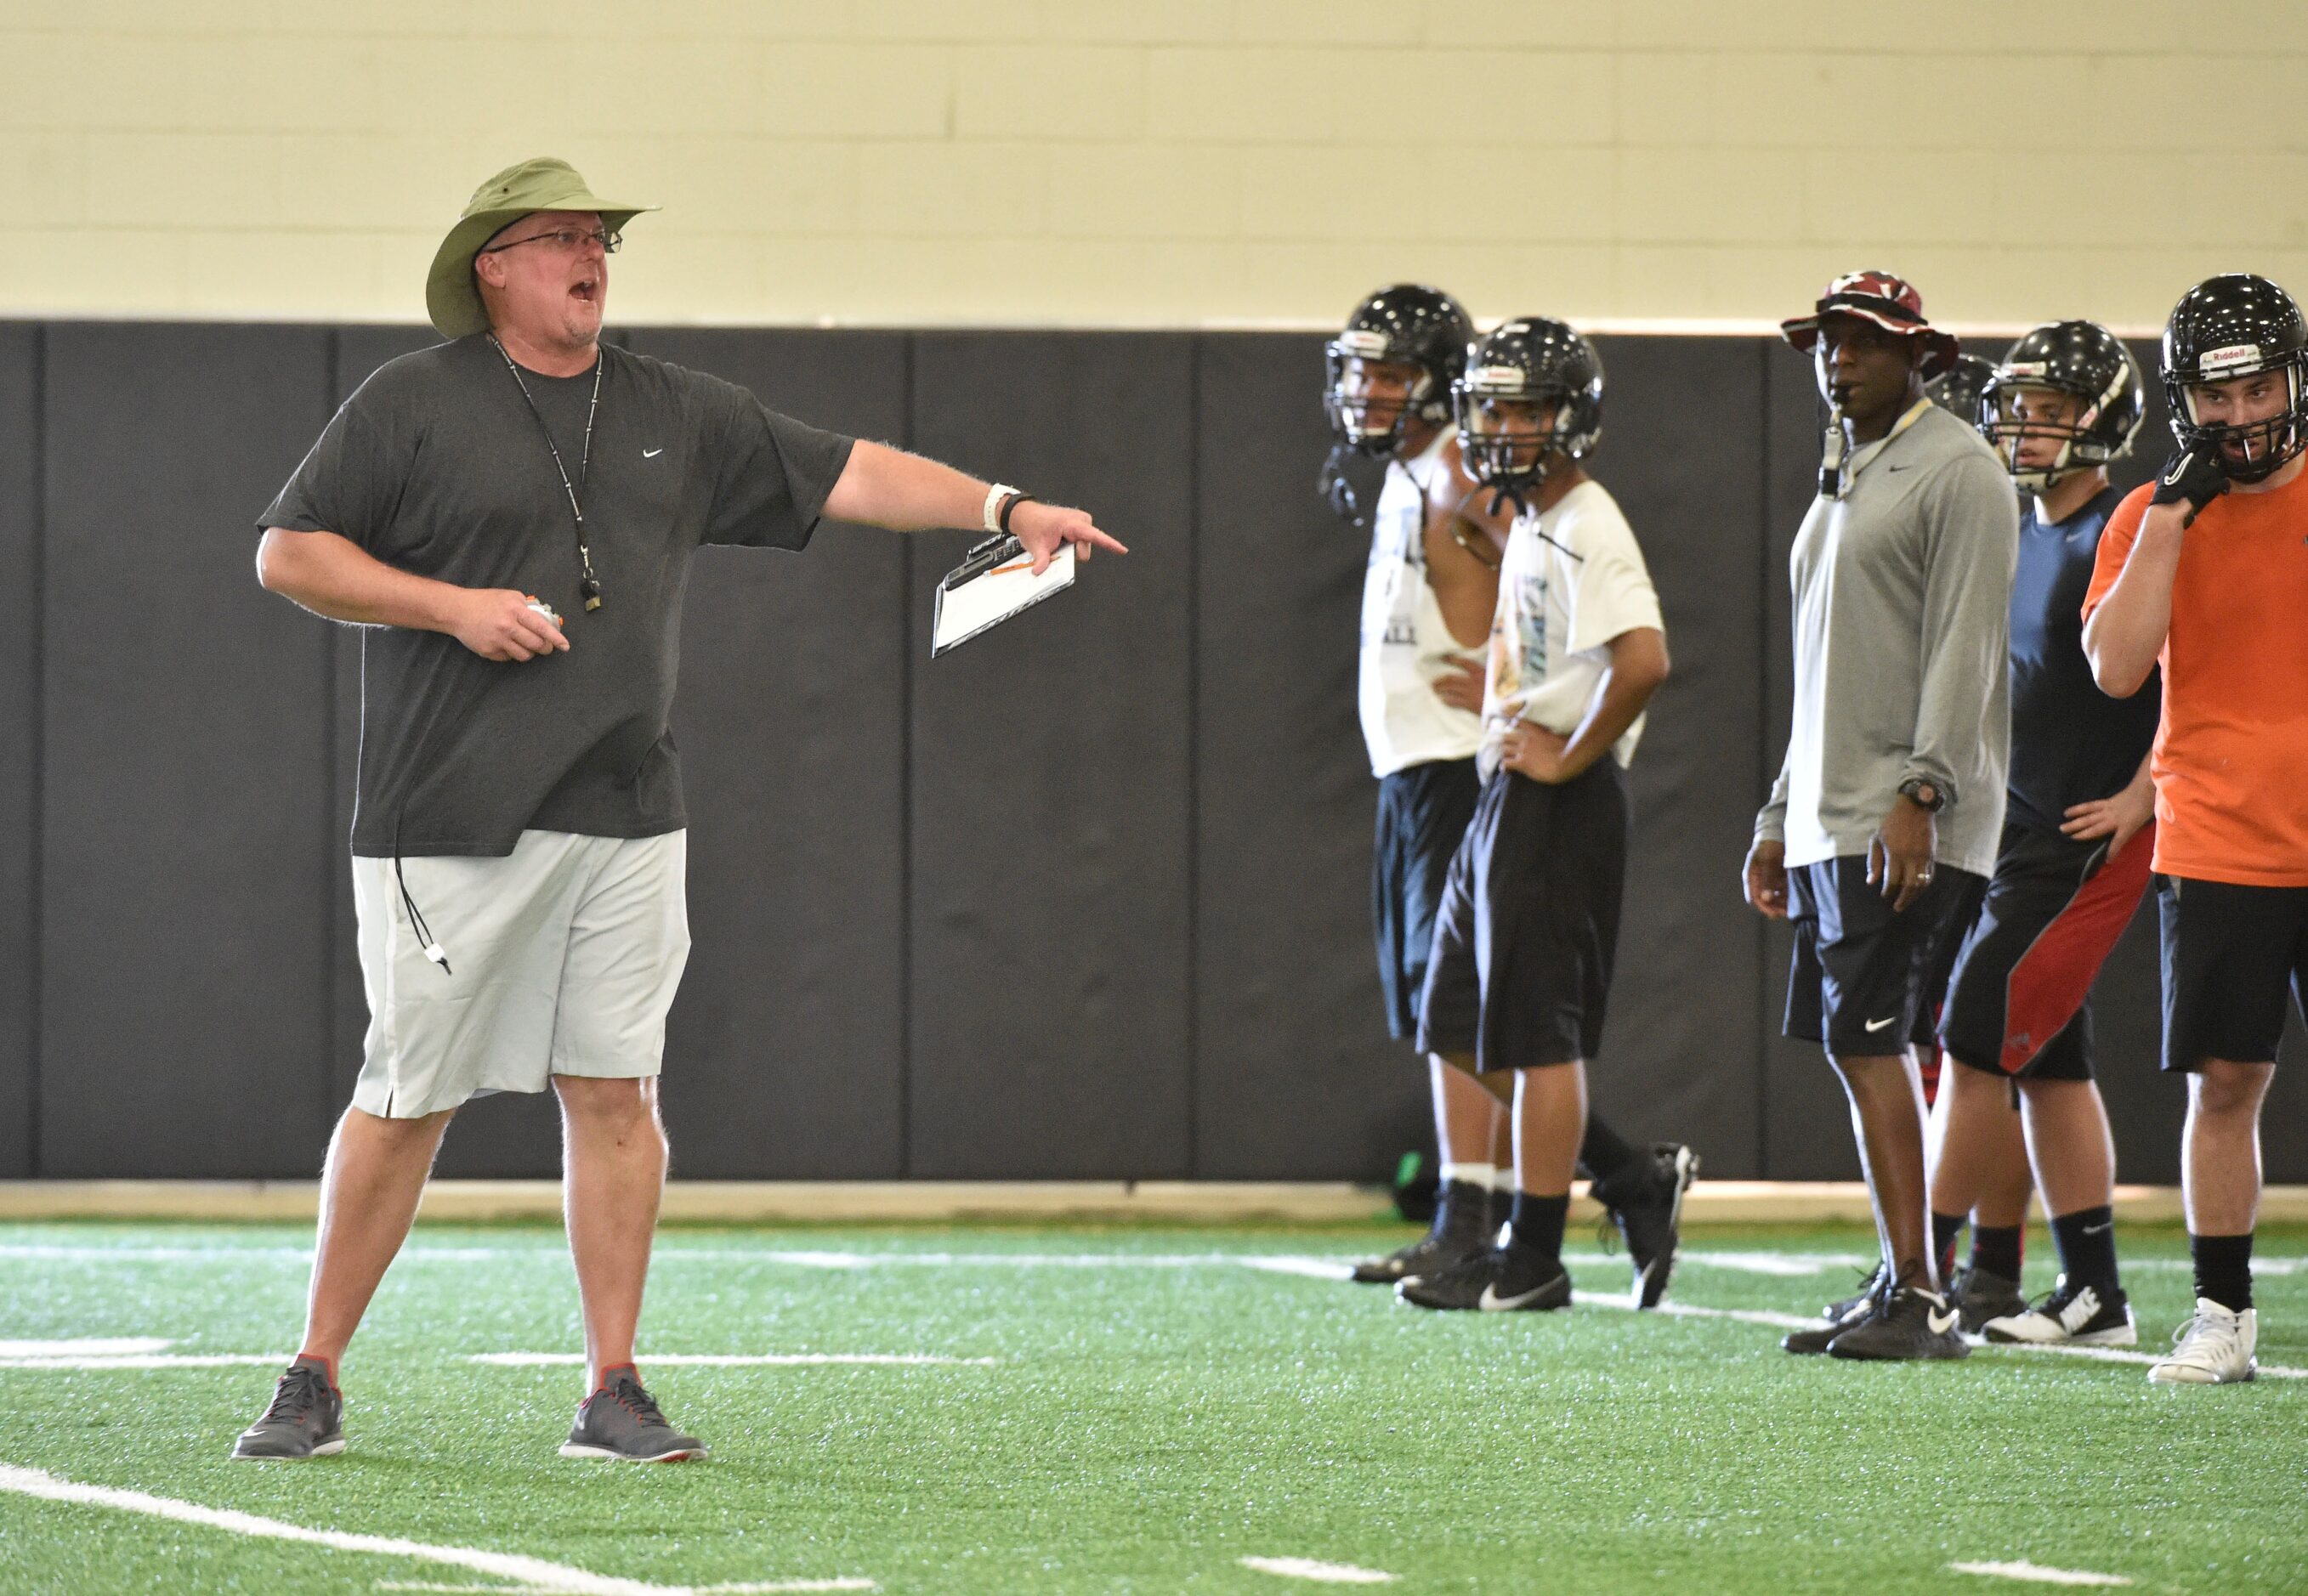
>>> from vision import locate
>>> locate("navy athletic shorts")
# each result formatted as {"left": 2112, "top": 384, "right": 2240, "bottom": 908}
{"left": 1370, "top": 757, "right": 1481, "bottom": 1039}
{"left": 1783, "top": 856, "right": 1985, "bottom": 1058}
{"left": 1415, "top": 759, "right": 1628, "bottom": 1073}
{"left": 1939, "top": 820, "right": 2153, "bottom": 1081}
{"left": 2158, "top": 874, "right": 2308, "bottom": 1072}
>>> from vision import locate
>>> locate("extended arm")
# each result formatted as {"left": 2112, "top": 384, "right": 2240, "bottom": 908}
{"left": 822, "top": 439, "right": 1126, "bottom": 574}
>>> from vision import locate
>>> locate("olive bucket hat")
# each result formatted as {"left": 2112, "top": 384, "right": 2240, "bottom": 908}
{"left": 424, "top": 156, "right": 657, "bottom": 339}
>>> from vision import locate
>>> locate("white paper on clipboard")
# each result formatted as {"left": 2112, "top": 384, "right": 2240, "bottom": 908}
{"left": 931, "top": 538, "right": 1076, "bottom": 657}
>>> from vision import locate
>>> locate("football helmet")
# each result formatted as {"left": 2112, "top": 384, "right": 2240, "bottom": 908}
{"left": 2162, "top": 273, "right": 2308, "bottom": 483}
{"left": 1981, "top": 321, "right": 2145, "bottom": 491}
{"left": 1925, "top": 354, "right": 1996, "bottom": 425}
{"left": 1324, "top": 284, "right": 1473, "bottom": 456}
{"left": 1451, "top": 318, "right": 1603, "bottom": 512}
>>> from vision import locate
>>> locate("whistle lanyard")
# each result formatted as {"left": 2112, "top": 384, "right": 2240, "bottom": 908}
{"left": 1823, "top": 397, "right": 1931, "bottom": 501}
{"left": 489, "top": 336, "right": 605, "bottom": 610}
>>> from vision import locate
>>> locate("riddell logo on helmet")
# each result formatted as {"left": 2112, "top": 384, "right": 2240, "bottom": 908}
{"left": 2200, "top": 342, "right": 2264, "bottom": 374}
{"left": 1469, "top": 365, "right": 1529, "bottom": 393}
{"left": 1335, "top": 329, "right": 1390, "bottom": 358}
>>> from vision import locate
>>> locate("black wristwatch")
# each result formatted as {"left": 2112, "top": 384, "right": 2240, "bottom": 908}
{"left": 1898, "top": 777, "right": 1946, "bottom": 813}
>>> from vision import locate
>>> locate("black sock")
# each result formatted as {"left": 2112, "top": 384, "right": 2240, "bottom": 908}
{"left": 1579, "top": 1117, "right": 1647, "bottom": 1203}
{"left": 1508, "top": 1192, "right": 1569, "bottom": 1260}
{"left": 2191, "top": 1231, "right": 2254, "bottom": 1313}
{"left": 1971, "top": 1224, "right": 2022, "bottom": 1282}
{"left": 2049, "top": 1206, "right": 2118, "bottom": 1294}
{"left": 1930, "top": 1210, "right": 1966, "bottom": 1286}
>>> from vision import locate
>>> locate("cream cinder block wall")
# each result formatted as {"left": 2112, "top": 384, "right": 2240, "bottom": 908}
{"left": 4, "top": 0, "right": 2306, "bottom": 331}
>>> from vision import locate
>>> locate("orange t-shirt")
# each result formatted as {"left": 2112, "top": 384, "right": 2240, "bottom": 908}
{"left": 2084, "top": 470, "right": 2308, "bottom": 886}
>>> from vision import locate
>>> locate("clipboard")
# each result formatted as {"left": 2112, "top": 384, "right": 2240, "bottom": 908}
{"left": 931, "top": 534, "right": 1077, "bottom": 657}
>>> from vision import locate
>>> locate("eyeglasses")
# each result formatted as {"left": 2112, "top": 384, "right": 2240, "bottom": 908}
{"left": 479, "top": 228, "right": 622, "bottom": 257}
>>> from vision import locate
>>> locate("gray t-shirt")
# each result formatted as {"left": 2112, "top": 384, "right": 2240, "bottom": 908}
{"left": 1755, "top": 401, "right": 2020, "bottom": 880}
{"left": 259, "top": 335, "right": 856, "bottom": 857}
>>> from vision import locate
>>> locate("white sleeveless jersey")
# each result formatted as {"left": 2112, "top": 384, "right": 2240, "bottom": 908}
{"left": 1358, "top": 431, "right": 1487, "bottom": 778}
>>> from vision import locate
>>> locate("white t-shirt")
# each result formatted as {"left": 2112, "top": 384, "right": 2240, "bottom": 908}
{"left": 1358, "top": 432, "right": 1486, "bottom": 778}
{"left": 1479, "top": 478, "right": 1664, "bottom": 778}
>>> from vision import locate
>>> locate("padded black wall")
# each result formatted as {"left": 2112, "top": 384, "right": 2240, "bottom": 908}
{"left": 0, "top": 326, "right": 35, "bottom": 1178}
{"left": 5, "top": 320, "right": 2300, "bottom": 1186}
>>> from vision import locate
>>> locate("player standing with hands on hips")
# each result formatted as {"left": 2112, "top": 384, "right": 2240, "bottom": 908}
{"left": 231, "top": 157, "right": 1122, "bottom": 1462}
{"left": 2082, "top": 273, "right": 2308, "bottom": 1386}
{"left": 1749, "top": 272, "right": 2019, "bottom": 1361}
{"left": 1398, "top": 319, "right": 1682, "bottom": 1316}
{"left": 1321, "top": 288, "right": 1693, "bottom": 1297}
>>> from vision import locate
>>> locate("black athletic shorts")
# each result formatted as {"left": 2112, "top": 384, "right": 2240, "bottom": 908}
{"left": 2158, "top": 874, "right": 2308, "bottom": 1072}
{"left": 1783, "top": 856, "right": 1986, "bottom": 1058}
{"left": 1939, "top": 821, "right": 2154, "bottom": 1082}
{"left": 1415, "top": 760, "right": 1627, "bottom": 1073}
{"left": 1371, "top": 757, "right": 1482, "bottom": 1039}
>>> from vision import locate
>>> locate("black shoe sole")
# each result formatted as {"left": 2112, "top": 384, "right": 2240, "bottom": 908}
{"left": 1631, "top": 1146, "right": 1698, "bottom": 1310}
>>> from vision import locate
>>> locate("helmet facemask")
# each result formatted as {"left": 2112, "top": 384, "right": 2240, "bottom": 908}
{"left": 1985, "top": 382, "right": 2101, "bottom": 493}
{"left": 1324, "top": 333, "right": 1442, "bottom": 458}
{"left": 2169, "top": 355, "right": 2308, "bottom": 484}
{"left": 1455, "top": 381, "right": 1573, "bottom": 518}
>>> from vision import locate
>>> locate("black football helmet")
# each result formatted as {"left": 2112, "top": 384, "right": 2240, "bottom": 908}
{"left": 1324, "top": 284, "right": 1473, "bottom": 456}
{"left": 1925, "top": 354, "right": 1996, "bottom": 426}
{"left": 1980, "top": 321, "right": 2145, "bottom": 491}
{"left": 1451, "top": 318, "right": 1603, "bottom": 511}
{"left": 2161, "top": 273, "right": 2308, "bottom": 483}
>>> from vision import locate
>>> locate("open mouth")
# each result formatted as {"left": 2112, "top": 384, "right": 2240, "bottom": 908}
{"left": 570, "top": 276, "right": 600, "bottom": 307}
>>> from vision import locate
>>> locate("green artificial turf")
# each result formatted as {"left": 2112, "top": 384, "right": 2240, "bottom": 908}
{"left": 0, "top": 1220, "right": 2301, "bottom": 1594}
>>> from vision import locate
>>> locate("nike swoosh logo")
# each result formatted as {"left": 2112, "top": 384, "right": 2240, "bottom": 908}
{"left": 644, "top": 447, "right": 664, "bottom": 458}
{"left": 1886, "top": 463, "right": 1914, "bottom": 471}
{"left": 1864, "top": 1016, "right": 1897, "bottom": 1033}
{"left": 1928, "top": 1307, "right": 1959, "bottom": 1334}
{"left": 2082, "top": 1223, "right": 2112, "bottom": 1236}
{"left": 1478, "top": 1281, "right": 1555, "bottom": 1312}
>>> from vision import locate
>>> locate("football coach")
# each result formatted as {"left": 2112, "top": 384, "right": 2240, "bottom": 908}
{"left": 230, "top": 157, "right": 1124, "bottom": 1463}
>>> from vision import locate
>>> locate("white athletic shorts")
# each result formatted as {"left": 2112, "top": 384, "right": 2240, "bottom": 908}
{"left": 349, "top": 829, "right": 690, "bottom": 1119}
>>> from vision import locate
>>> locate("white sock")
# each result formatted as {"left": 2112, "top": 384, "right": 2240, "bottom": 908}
{"left": 1486, "top": 1165, "right": 1519, "bottom": 1192}
{"left": 1440, "top": 1162, "right": 1495, "bottom": 1191}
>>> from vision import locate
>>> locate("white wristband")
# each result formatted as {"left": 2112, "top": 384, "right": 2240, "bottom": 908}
{"left": 983, "top": 482, "right": 1017, "bottom": 535}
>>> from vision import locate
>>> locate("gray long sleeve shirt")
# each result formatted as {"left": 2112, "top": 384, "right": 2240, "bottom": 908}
{"left": 1755, "top": 401, "right": 2019, "bottom": 880}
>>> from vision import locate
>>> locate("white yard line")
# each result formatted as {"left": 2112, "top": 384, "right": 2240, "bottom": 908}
{"left": 0, "top": 1464, "right": 688, "bottom": 1594}
{"left": 468, "top": 1354, "right": 993, "bottom": 1368}
{"left": 374, "top": 1583, "right": 874, "bottom": 1593}
{"left": 0, "top": 1355, "right": 292, "bottom": 1370}
{"left": 3, "top": 1242, "right": 2300, "bottom": 1275}
{"left": 1948, "top": 1559, "right": 2133, "bottom": 1586}
{"left": 0, "top": 1338, "right": 172, "bottom": 1356}
{"left": 1239, "top": 1555, "right": 1399, "bottom": 1584}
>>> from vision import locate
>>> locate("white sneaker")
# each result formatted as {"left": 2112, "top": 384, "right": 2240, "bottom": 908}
{"left": 2146, "top": 1297, "right": 2257, "bottom": 1384}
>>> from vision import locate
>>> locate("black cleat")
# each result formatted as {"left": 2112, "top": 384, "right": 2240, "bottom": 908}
{"left": 560, "top": 1367, "right": 707, "bottom": 1462}
{"left": 1783, "top": 1270, "right": 1885, "bottom": 1355}
{"left": 1606, "top": 1143, "right": 1698, "bottom": 1309}
{"left": 1397, "top": 1242, "right": 1571, "bottom": 1313}
{"left": 1351, "top": 1189, "right": 1499, "bottom": 1285}
{"left": 1826, "top": 1284, "right": 1971, "bottom": 1361}
{"left": 232, "top": 1356, "right": 345, "bottom": 1460}
{"left": 1948, "top": 1264, "right": 2027, "bottom": 1334}
{"left": 1984, "top": 1276, "right": 2137, "bottom": 1347}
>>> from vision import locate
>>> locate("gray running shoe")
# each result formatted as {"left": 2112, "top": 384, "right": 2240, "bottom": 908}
{"left": 1351, "top": 1190, "right": 1498, "bottom": 1285}
{"left": 1827, "top": 1285, "right": 1972, "bottom": 1361}
{"left": 1949, "top": 1264, "right": 2027, "bottom": 1333}
{"left": 560, "top": 1368, "right": 707, "bottom": 1462}
{"left": 231, "top": 1356, "right": 344, "bottom": 1460}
